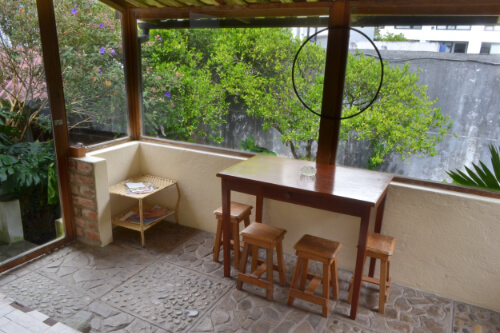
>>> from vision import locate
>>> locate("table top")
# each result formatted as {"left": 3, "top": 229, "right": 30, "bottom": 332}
{"left": 217, "top": 155, "right": 393, "bottom": 206}
{"left": 109, "top": 174, "right": 177, "bottom": 200}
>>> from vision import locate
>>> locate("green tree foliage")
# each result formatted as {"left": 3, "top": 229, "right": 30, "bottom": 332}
{"left": 55, "top": 0, "right": 126, "bottom": 134}
{"left": 141, "top": 30, "right": 228, "bottom": 144}
{"left": 143, "top": 28, "right": 451, "bottom": 168}
{"left": 340, "top": 51, "right": 452, "bottom": 169}
{"left": 0, "top": 0, "right": 47, "bottom": 142}
{"left": 376, "top": 32, "right": 408, "bottom": 42}
{"left": 0, "top": 0, "right": 126, "bottom": 142}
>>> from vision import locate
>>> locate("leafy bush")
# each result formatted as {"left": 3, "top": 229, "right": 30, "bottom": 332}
{"left": 446, "top": 145, "right": 500, "bottom": 191}
{"left": 239, "top": 136, "right": 276, "bottom": 156}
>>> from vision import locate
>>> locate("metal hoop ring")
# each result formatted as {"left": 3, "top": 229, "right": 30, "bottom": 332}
{"left": 292, "top": 26, "right": 384, "bottom": 120}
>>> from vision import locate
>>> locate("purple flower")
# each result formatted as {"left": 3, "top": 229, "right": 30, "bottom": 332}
{"left": 98, "top": 69, "right": 102, "bottom": 74}
{"left": 111, "top": 49, "right": 115, "bottom": 55}
{"left": 71, "top": 8, "right": 77, "bottom": 14}
{"left": 75, "top": 4, "right": 79, "bottom": 7}
{"left": 164, "top": 92, "right": 171, "bottom": 98}
{"left": 99, "top": 23, "right": 104, "bottom": 28}
{"left": 159, "top": 37, "right": 162, "bottom": 41}
{"left": 99, "top": 47, "right": 105, "bottom": 54}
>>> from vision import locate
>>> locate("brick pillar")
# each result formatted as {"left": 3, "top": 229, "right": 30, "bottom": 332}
{"left": 69, "top": 156, "right": 112, "bottom": 246}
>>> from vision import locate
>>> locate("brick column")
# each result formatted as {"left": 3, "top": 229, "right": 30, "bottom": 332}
{"left": 69, "top": 156, "right": 112, "bottom": 246}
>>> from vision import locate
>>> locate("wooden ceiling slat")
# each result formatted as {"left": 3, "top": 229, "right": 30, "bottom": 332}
{"left": 176, "top": 0, "right": 205, "bottom": 6}
{"left": 224, "top": 0, "right": 248, "bottom": 5}
{"left": 99, "top": 0, "right": 128, "bottom": 10}
{"left": 156, "top": 0, "right": 185, "bottom": 7}
{"left": 199, "top": 0, "right": 222, "bottom": 6}
{"left": 125, "top": 0, "right": 151, "bottom": 8}
{"left": 143, "top": 0, "right": 166, "bottom": 7}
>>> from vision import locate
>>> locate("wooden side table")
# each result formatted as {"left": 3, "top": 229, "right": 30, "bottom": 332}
{"left": 109, "top": 175, "right": 180, "bottom": 247}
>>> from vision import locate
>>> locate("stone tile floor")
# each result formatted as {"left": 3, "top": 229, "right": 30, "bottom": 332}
{"left": 0, "top": 222, "right": 498, "bottom": 333}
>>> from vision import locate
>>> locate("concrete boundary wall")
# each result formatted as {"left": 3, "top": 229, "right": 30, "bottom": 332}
{"left": 88, "top": 141, "right": 500, "bottom": 313}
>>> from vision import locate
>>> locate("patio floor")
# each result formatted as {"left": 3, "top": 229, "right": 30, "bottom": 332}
{"left": 0, "top": 222, "right": 498, "bottom": 333}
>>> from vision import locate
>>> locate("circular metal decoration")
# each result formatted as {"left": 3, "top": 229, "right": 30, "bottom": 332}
{"left": 292, "top": 26, "right": 384, "bottom": 120}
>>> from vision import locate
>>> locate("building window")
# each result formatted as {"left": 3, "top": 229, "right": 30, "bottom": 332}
{"left": 395, "top": 25, "right": 422, "bottom": 29}
{"left": 439, "top": 42, "right": 468, "bottom": 53}
{"left": 480, "top": 43, "right": 500, "bottom": 54}
{"left": 484, "top": 25, "right": 500, "bottom": 31}
{"left": 436, "top": 25, "right": 471, "bottom": 30}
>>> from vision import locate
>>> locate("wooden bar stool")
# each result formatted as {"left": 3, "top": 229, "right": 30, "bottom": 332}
{"left": 236, "top": 222, "right": 287, "bottom": 301}
{"left": 213, "top": 202, "right": 252, "bottom": 268}
{"left": 348, "top": 232, "right": 396, "bottom": 314}
{"left": 287, "top": 234, "right": 342, "bottom": 317}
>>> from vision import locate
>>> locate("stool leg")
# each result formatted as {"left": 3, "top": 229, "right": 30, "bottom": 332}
{"left": 368, "top": 257, "right": 376, "bottom": 278}
{"left": 287, "top": 257, "right": 303, "bottom": 306}
{"left": 243, "top": 216, "right": 250, "bottom": 228}
{"left": 232, "top": 221, "right": 240, "bottom": 268}
{"left": 276, "top": 242, "right": 286, "bottom": 286}
{"left": 379, "top": 259, "right": 388, "bottom": 314}
{"left": 237, "top": 243, "right": 251, "bottom": 290}
{"left": 322, "top": 261, "right": 331, "bottom": 317}
{"left": 347, "top": 277, "right": 353, "bottom": 304}
{"left": 331, "top": 258, "right": 339, "bottom": 300}
{"left": 266, "top": 248, "right": 274, "bottom": 301}
{"left": 299, "top": 259, "right": 309, "bottom": 291}
{"left": 213, "top": 218, "right": 222, "bottom": 262}
{"left": 251, "top": 245, "right": 259, "bottom": 272}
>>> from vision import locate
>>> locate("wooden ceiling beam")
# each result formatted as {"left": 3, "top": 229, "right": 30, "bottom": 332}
{"left": 131, "top": 2, "right": 331, "bottom": 19}
{"left": 99, "top": 0, "right": 129, "bottom": 11}
{"left": 350, "top": 0, "right": 500, "bottom": 15}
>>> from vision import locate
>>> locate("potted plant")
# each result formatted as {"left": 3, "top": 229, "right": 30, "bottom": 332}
{"left": 0, "top": 106, "right": 59, "bottom": 244}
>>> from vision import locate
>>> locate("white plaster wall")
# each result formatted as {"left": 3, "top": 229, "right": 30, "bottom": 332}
{"left": 91, "top": 141, "right": 500, "bottom": 312}
{"left": 383, "top": 182, "right": 500, "bottom": 313}
{"left": 88, "top": 141, "right": 141, "bottom": 217}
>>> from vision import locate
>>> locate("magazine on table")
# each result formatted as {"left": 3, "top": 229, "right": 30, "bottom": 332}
{"left": 125, "top": 181, "right": 157, "bottom": 194}
{"left": 119, "top": 205, "right": 170, "bottom": 225}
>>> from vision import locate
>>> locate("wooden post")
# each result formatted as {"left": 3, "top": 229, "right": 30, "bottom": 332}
{"left": 36, "top": 0, "right": 76, "bottom": 240}
{"left": 316, "top": 1, "right": 351, "bottom": 165}
{"left": 122, "top": 9, "right": 142, "bottom": 140}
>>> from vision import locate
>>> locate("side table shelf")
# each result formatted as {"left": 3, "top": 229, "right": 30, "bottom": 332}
{"left": 109, "top": 175, "right": 180, "bottom": 247}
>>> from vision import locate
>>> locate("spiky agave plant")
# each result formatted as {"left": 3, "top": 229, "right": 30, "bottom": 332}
{"left": 446, "top": 145, "right": 500, "bottom": 191}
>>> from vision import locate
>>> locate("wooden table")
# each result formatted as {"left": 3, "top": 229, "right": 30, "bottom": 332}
{"left": 109, "top": 175, "right": 180, "bottom": 247}
{"left": 217, "top": 154, "right": 393, "bottom": 320}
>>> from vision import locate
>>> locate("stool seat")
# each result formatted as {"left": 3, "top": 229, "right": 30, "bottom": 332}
{"left": 241, "top": 222, "right": 286, "bottom": 244}
{"left": 214, "top": 202, "right": 253, "bottom": 221}
{"left": 295, "top": 234, "right": 342, "bottom": 259}
{"left": 237, "top": 222, "right": 287, "bottom": 301}
{"left": 213, "top": 202, "right": 252, "bottom": 268}
{"left": 287, "top": 234, "right": 342, "bottom": 317}
{"left": 367, "top": 232, "right": 395, "bottom": 256}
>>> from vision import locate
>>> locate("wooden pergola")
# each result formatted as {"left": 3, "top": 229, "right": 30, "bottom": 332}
{"left": 8, "top": 0, "right": 498, "bottom": 280}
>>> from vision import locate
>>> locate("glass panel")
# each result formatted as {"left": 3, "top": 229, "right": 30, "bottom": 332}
{"left": 55, "top": 0, "right": 128, "bottom": 147}
{"left": 0, "top": 0, "right": 63, "bottom": 263}
{"left": 338, "top": 22, "right": 500, "bottom": 190}
{"left": 141, "top": 22, "right": 327, "bottom": 160}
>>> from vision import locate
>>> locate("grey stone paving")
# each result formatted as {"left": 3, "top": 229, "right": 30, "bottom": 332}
{"left": 0, "top": 223, "right": 497, "bottom": 333}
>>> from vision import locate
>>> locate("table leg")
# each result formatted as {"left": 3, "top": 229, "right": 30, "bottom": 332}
{"left": 369, "top": 195, "right": 387, "bottom": 277}
{"left": 255, "top": 196, "right": 263, "bottom": 223}
{"left": 139, "top": 199, "right": 145, "bottom": 248}
{"left": 222, "top": 184, "right": 231, "bottom": 278}
{"left": 350, "top": 208, "right": 370, "bottom": 320}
